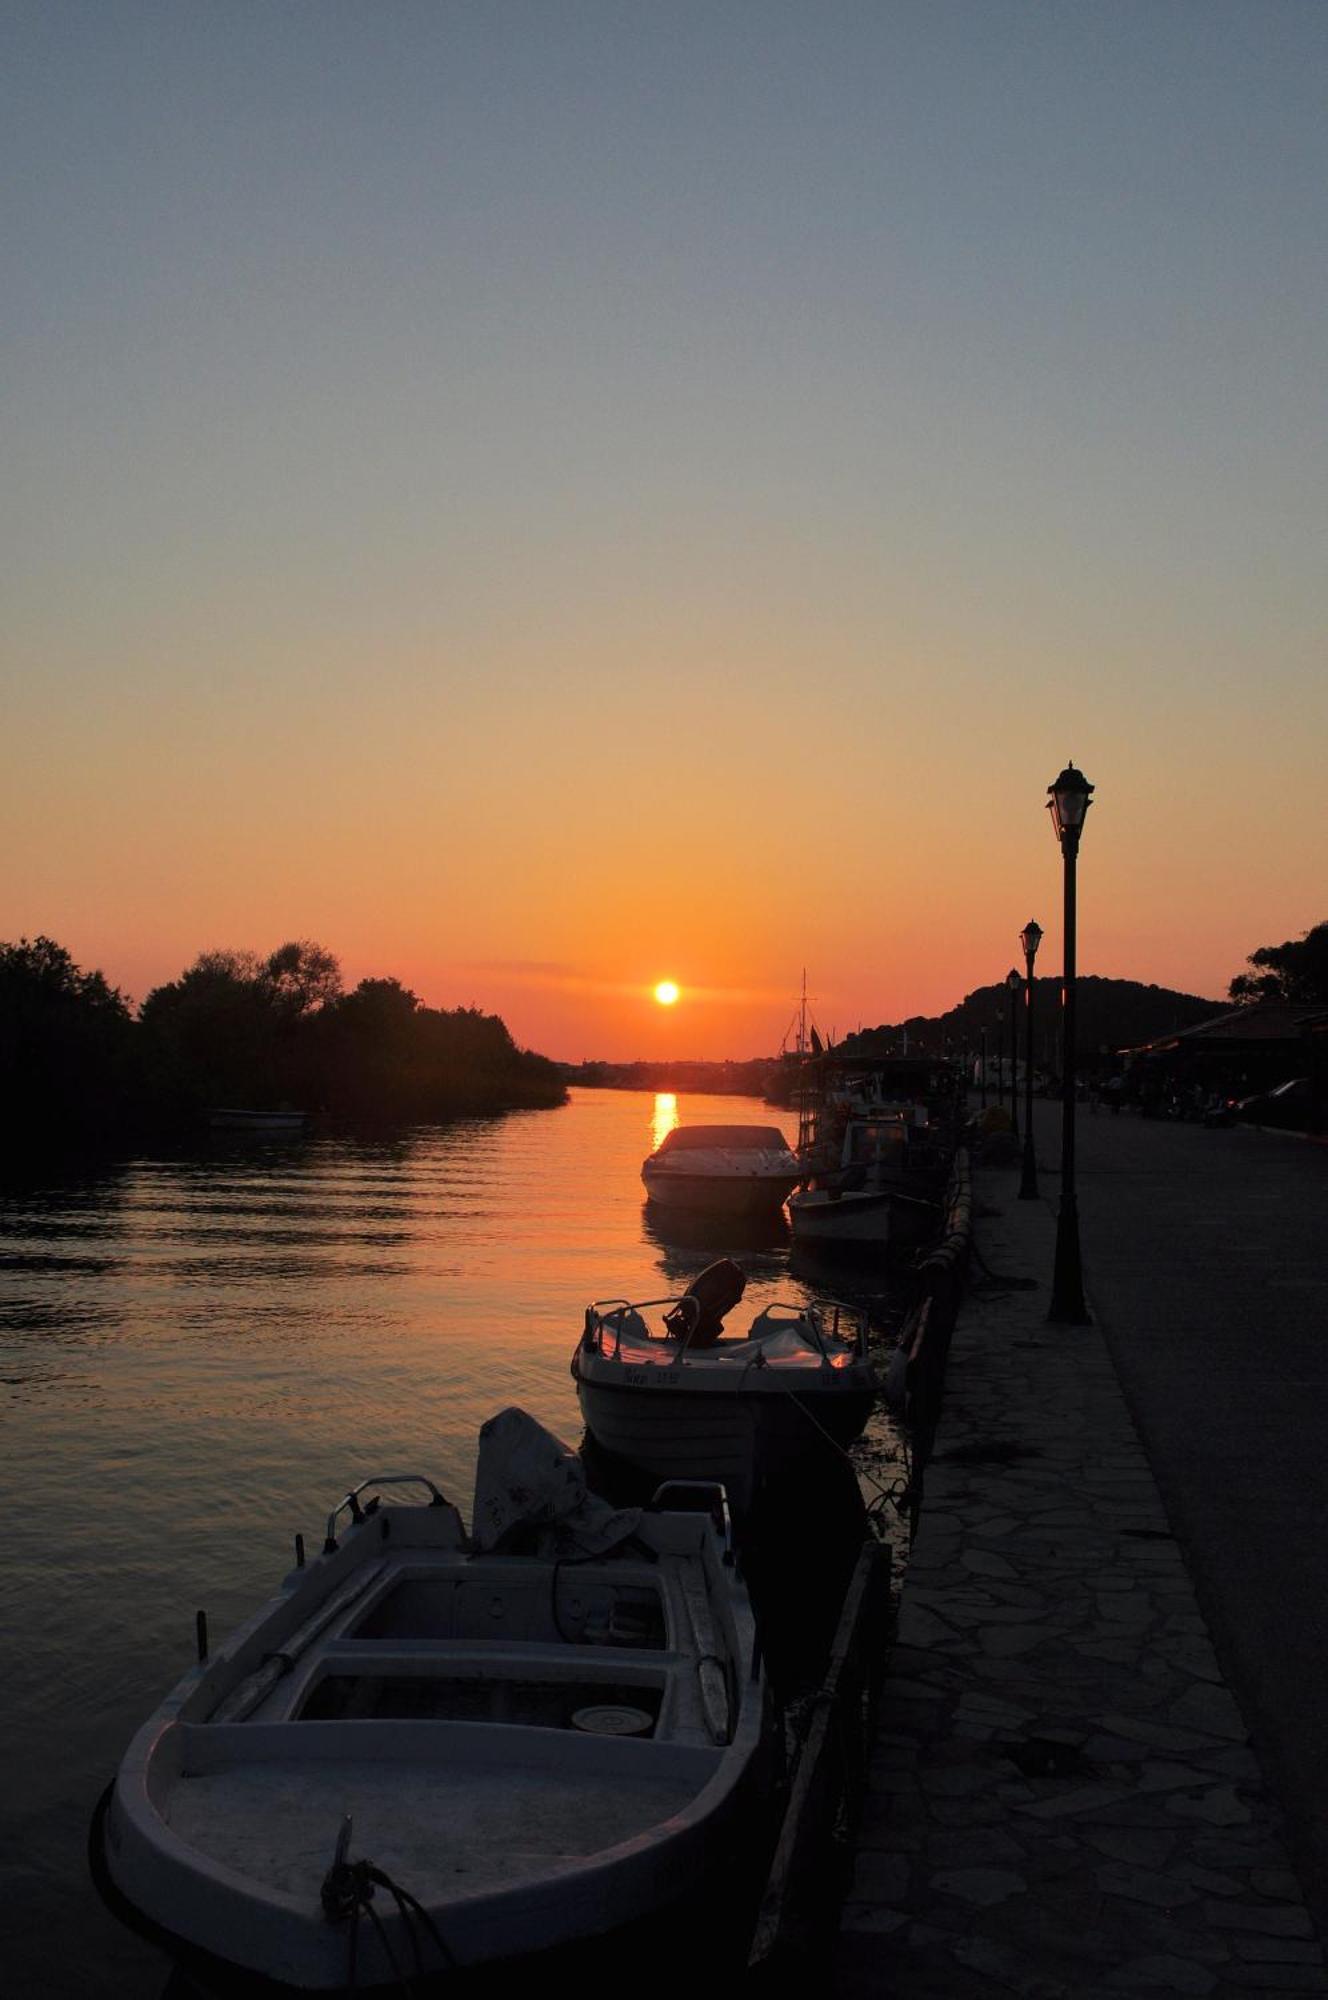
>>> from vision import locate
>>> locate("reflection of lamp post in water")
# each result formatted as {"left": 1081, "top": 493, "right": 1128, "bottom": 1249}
{"left": 1018, "top": 920, "right": 1043, "bottom": 1199}
{"left": 1006, "top": 968, "right": 1022, "bottom": 1143}
{"left": 1046, "top": 763, "right": 1094, "bottom": 1323}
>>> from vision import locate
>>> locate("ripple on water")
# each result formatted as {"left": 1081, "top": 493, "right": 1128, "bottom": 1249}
{"left": 0, "top": 1090, "right": 907, "bottom": 1994}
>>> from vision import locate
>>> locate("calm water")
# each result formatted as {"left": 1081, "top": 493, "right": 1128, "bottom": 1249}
{"left": 0, "top": 1088, "right": 903, "bottom": 1997}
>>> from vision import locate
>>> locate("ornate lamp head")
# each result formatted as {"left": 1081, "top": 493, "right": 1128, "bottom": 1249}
{"left": 1047, "top": 763, "right": 1094, "bottom": 847}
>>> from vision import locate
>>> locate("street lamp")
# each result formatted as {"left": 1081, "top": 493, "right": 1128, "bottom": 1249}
{"left": 995, "top": 1003, "right": 1005, "bottom": 1108}
{"left": 979, "top": 1027, "right": 988, "bottom": 1108}
{"left": 1005, "top": 968, "right": 1022, "bottom": 1143}
{"left": 1046, "top": 762, "right": 1094, "bottom": 1321}
{"left": 1018, "top": 920, "right": 1043, "bottom": 1199}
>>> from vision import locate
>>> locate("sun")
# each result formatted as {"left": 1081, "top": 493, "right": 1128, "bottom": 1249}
{"left": 654, "top": 980, "right": 680, "bottom": 1006}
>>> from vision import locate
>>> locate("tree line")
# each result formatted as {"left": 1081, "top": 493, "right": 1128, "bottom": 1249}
{"left": 0, "top": 936, "right": 566, "bottom": 1156}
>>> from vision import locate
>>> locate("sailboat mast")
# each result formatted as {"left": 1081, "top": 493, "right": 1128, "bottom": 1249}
{"left": 797, "top": 969, "right": 812, "bottom": 1161}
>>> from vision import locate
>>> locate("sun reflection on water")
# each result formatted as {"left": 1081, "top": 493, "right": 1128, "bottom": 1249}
{"left": 651, "top": 1091, "right": 679, "bottom": 1152}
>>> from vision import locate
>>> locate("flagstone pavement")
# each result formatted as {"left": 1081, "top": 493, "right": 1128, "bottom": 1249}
{"left": 835, "top": 1104, "right": 1328, "bottom": 1997}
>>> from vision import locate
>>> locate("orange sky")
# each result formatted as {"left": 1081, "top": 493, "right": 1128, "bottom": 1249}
{"left": 10, "top": 711, "right": 1320, "bottom": 1059}
{"left": 5, "top": 10, "right": 1326, "bottom": 1060}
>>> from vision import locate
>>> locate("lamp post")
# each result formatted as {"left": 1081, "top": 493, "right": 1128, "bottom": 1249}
{"left": 979, "top": 1028, "right": 988, "bottom": 1108}
{"left": 1047, "top": 762, "right": 1094, "bottom": 1322}
{"left": 995, "top": 1005, "right": 1005, "bottom": 1108}
{"left": 1018, "top": 920, "right": 1043, "bottom": 1199}
{"left": 1005, "top": 969, "right": 1022, "bottom": 1143}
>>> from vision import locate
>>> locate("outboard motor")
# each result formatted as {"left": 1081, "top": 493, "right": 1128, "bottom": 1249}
{"left": 664, "top": 1258, "right": 747, "bottom": 1350}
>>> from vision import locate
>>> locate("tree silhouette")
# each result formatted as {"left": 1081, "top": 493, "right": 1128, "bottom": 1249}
{"left": 139, "top": 949, "right": 283, "bottom": 1113}
{"left": 1229, "top": 922, "right": 1328, "bottom": 1008}
{"left": 262, "top": 940, "right": 342, "bottom": 1017}
{"left": 4, "top": 933, "right": 567, "bottom": 1151}
{"left": 0, "top": 936, "right": 134, "bottom": 1147}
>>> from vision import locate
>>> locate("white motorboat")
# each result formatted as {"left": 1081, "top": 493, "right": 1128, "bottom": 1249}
{"left": 92, "top": 1410, "right": 771, "bottom": 1992}
{"left": 640, "top": 1123, "right": 802, "bottom": 1218}
{"left": 788, "top": 1113, "right": 910, "bottom": 1250}
{"left": 572, "top": 1264, "right": 876, "bottom": 1510}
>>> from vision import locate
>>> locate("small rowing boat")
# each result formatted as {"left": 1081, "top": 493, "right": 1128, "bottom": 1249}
{"left": 91, "top": 1410, "right": 772, "bottom": 1992}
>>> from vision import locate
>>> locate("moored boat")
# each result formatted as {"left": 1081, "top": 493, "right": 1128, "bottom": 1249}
{"left": 640, "top": 1124, "right": 802, "bottom": 1218}
{"left": 208, "top": 1107, "right": 309, "bottom": 1134}
{"left": 788, "top": 1112, "right": 910, "bottom": 1251}
{"left": 91, "top": 1410, "right": 771, "bottom": 1993}
{"left": 788, "top": 1182, "right": 895, "bottom": 1247}
{"left": 572, "top": 1264, "right": 876, "bottom": 1510}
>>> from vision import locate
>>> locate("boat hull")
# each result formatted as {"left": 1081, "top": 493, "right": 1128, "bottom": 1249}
{"left": 93, "top": 1775, "right": 772, "bottom": 1996}
{"left": 788, "top": 1187, "right": 893, "bottom": 1246}
{"left": 572, "top": 1352, "right": 872, "bottom": 1504}
{"left": 100, "top": 1734, "right": 767, "bottom": 1991}
{"left": 574, "top": 1371, "right": 875, "bottom": 1510}
{"left": 641, "top": 1170, "right": 800, "bottom": 1217}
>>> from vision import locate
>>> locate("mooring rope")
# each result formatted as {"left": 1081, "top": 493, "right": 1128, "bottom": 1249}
{"left": 322, "top": 1849, "right": 456, "bottom": 1993}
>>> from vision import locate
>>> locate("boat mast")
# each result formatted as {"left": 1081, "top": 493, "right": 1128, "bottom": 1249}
{"left": 796, "top": 969, "right": 813, "bottom": 1161}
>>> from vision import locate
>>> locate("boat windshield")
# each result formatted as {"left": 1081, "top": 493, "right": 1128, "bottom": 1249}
{"left": 657, "top": 1126, "right": 790, "bottom": 1153}
{"left": 846, "top": 1121, "right": 907, "bottom": 1164}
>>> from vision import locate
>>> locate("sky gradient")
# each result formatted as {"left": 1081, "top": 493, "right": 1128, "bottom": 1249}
{"left": 5, "top": 3, "right": 1326, "bottom": 1058}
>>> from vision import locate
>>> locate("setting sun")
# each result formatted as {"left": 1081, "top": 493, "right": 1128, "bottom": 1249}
{"left": 654, "top": 981, "right": 680, "bottom": 1006}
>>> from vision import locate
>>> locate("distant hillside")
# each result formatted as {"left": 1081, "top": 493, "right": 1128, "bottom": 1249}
{"left": 837, "top": 977, "right": 1220, "bottom": 1068}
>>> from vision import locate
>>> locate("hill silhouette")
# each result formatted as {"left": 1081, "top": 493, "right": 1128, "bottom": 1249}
{"left": 837, "top": 976, "right": 1220, "bottom": 1069}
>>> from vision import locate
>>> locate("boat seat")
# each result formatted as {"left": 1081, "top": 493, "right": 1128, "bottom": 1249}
{"left": 175, "top": 1716, "right": 724, "bottom": 1781}
{"left": 239, "top": 1643, "right": 718, "bottom": 1739}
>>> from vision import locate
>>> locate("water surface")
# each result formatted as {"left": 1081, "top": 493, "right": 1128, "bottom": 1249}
{"left": 0, "top": 1088, "right": 902, "bottom": 1996}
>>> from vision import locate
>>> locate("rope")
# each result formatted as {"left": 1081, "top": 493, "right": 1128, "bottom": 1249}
{"left": 770, "top": 1379, "right": 906, "bottom": 1522}
{"left": 548, "top": 1535, "right": 641, "bottom": 1642}
{"left": 363, "top": 1895, "right": 408, "bottom": 1990}
{"left": 322, "top": 1851, "right": 457, "bottom": 1993}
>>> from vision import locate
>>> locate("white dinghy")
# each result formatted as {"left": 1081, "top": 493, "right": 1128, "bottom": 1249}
{"left": 93, "top": 1410, "right": 771, "bottom": 1992}
{"left": 572, "top": 1261, "right": 877, "bottom": 1511}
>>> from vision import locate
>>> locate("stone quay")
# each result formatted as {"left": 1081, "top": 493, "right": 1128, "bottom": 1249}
{"left": 836, "top": 1099, "right": 1328, "bottom": 1997}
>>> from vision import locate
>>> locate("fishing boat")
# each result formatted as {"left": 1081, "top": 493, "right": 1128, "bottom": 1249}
{"left": 640, "top": 1124, "right": 802, "bottom": 1218}
{"left": 572, "top": 1262, "right": 876, "bottom": 1510}
{"left": 91, "top": 1410, "right": 771, "bottom": 1993}
{"left": 787, "top": 1113, "right": 911, "bottom": 1251}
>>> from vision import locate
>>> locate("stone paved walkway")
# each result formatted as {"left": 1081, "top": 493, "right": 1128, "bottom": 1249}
{"left": 834, "top": 1159, "right": 1327, "bottom": 1997}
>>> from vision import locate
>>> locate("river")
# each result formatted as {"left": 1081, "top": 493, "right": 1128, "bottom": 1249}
{"left": 0, "top": 1087, "right": 906, "bottom": 1996}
